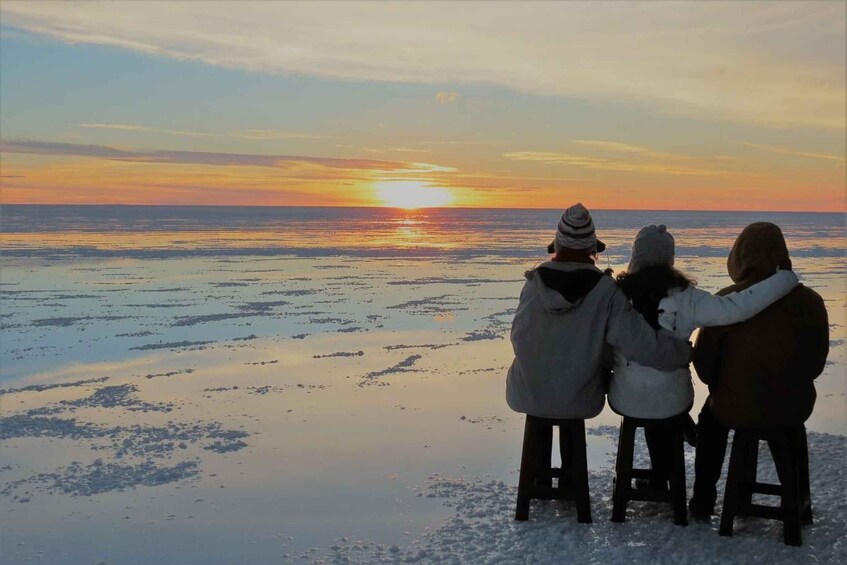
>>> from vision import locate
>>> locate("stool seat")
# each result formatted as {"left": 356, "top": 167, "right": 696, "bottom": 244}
{"left": 719, "top": 425, "right": 811, "bottom": 546}
{"left": 515, "top": 415, "right": 592, "bottom": 523}
{"left": 611, "top": 416, "right": 688, "bottom": 526}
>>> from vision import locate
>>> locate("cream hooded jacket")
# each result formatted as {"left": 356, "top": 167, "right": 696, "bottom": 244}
{"left": 506, "top": 261, "right": 692, "bottom": 419}
{"left": 608, "top": 269, "right": 798, "bottom": 419}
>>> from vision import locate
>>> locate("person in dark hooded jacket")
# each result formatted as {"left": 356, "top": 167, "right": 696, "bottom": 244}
{"left": 689, "top": 222, "right": 829, "bottom": 518}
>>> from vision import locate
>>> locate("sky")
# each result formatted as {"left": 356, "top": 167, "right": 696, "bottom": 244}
{"left": 0, "top": 1, "right": 845, "bottom": 211}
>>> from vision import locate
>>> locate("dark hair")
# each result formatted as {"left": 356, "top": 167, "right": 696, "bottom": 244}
{"left": 616, "top": 265, "right": 696, "bottom": 329}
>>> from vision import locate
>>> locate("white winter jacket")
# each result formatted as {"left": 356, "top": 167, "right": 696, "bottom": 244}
{"left": 506, "top": 261, "right": 692, "bottom": 419}
{"left": 608, "top": 269, "right": 799, "bottom": 418}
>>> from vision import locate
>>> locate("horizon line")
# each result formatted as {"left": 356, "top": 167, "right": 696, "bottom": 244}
{"left": 0, "top": 203, "right": 844, "bottom": 215}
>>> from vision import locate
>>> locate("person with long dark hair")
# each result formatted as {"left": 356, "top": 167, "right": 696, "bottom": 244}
{"left": 608, "top": 224, "right": 798, "bottom": 490}
{"left": 507, "top": 207, "right": 693, "bottom": 422}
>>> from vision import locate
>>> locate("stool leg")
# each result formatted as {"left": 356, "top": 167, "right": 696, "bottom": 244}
{"left": 798, "top": 427, "right": 812, "bottom": 525}
{"left": 568, "top": 420, "right": 592, "bottom": 524}
{"left": 669, "top": 425, "right": 688, "bottom": 526}
{"left": 537, "top": 422, "right": 553, "bottom": 489}
{"left": 770, "top": 435, "right": 802, "bottom": 546}
{"left": 611, "top": 418, "right": 634, "bottom": 523}
{"left": 739, "top": 436, "right": 758, "bottom": 511}
{"left": 719, "top": 432, "right": 746, "bottom": 537}
{"left": 559, "top": 424, "right": 572, "bottom": 494}
{"left": 515, "top": 416, "right": 537, "bottom": 521}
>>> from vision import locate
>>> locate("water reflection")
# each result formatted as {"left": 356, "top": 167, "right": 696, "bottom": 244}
{"left": 3, "top": 207, "right": 843, "bottom": 259}
{"left": 0, "top": 206, "right": 844, "bottom": 564}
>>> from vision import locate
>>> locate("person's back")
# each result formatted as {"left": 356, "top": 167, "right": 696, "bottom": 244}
{"left": 689, "top": 222, "right": 829, "bottom": 518}
{"left": 508, "top": 260, "right": 623, "bottom": 418}
{"left": 506, "top": 204, "right": 692, "bottom": 420}
{"left": 609, "top": 225, "right": 798, "bottom": 420}
{"left": 694, "top": 281, "right": 828, "bottom": 428}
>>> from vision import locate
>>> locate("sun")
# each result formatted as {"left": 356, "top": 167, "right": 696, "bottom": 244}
{"left": 374, "top": 181, "right": 454, "bottom": 209}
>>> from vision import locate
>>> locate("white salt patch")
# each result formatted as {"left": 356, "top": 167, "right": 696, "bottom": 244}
{"left": 319, "top": 431, "right": 847, "bottom": 564}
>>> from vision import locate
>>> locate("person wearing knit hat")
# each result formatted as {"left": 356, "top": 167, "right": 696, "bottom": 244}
{"left": 546, "top": 203, "right": 606, "bottom": 255}
{"left": 506, "top": 206, "right": 695, "bottom": 489}
{"left": 628, "top": 224, "right": 674, "bottom": 273}
{"left": 607, "top": 224, "right": 799, "bottom": 499}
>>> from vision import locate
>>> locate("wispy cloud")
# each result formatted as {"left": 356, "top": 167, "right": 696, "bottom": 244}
{"left": 388, "top": 147, "right": 431, "bottom": 154}
{"left": 78, "top": 123, "right": 154, "bottom": 132}
{"left": 77, "top": 123, "right": 212, "bottom": 137}
{"left": 417, "top": 140, "right": 499, "bottom": 147}
{"left": 435, "top": 92, "right": 458, "bottom": 104}
{"left": 739, "top": 142, "right": 845, "bottom": 162}
{"left": 503, "top": 142, "right": 747, "bottom": 177}
{"left": 2, "top": 2, "right": 843, "bottom": 129}
{"left": 77, "top": 123, "right": 331, "bottom": 141}
{"left": 568, "top": 140, "right": 670, "bottom": 157}
{"left": 0, "top": 139, "right": 446, "bottom": 172}
{"left": 358, "top": 146, "right": 432, "bottom": 155}
{"left": 230, "top": 129, "right": 333, "bottom": 140}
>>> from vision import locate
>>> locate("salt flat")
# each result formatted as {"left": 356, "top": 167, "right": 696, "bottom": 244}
{"left": 1, "top": 207, "right": 844, "bottom": 564}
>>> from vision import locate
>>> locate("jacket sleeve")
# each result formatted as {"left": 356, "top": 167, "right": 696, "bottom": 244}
{"left": 509, "top": 280, "right": 533, "bottom": 354}
{"left": 681, "top": 270, "right": 798, "bottom": 329}
{"left": 606, "top": 289, "right": 692, "bottom": 371}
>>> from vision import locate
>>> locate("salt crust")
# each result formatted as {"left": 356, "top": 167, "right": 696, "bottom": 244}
{"left": 1, "top": 383, "right": 251, "bottom": 501}
{"left": 314, "top": 429, "right": 846, "bottom": 564}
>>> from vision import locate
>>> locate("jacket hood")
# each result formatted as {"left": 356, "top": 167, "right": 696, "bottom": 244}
{"left": 525, "top": 262, "right": 605, "bottom": 312}
{"left": 727, "top": 222, "right": 792, "bottom": 286}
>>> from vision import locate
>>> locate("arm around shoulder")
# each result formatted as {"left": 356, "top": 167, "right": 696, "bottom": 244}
{"left": 606, "top": 290, "right": 692, "bottom": 371}
{"left": 689, "top": 269, "right": 798, "bottom": 328}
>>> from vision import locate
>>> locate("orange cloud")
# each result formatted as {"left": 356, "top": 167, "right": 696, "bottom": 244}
{"left": 739, "top": 142, "right": 845, "bottom": 162}
{"left": 502, "top": 150, "right": 746, "bottom": 177}
{"left": 2, "top": 140, "right": 843, "bottom": 212}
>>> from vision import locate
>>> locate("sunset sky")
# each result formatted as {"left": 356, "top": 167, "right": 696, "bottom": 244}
{"left": 1, "top": 1, "right": 844, "bottom": 211}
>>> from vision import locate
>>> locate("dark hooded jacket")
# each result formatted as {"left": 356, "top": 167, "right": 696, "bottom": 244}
{"left": 692, "top": 223, "right": 829, "bottom": 428}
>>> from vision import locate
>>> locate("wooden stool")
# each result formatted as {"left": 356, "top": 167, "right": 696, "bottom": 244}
{"left": 611, "top": 416, "right": 688, "bottom": 526}
{"left": 515, "top": 415, "right": 592, "bottom": 523}
{"left": 719, "top": 425, "right": 811, "bottom": 546}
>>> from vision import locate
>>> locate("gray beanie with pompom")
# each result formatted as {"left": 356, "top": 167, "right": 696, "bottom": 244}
{"left": 627, "top": 224, "right": 675, "bottom": 273}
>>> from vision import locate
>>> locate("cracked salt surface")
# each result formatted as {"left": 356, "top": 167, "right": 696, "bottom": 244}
{"left": 364, "top": 355, "right": 423, "bottom": 382}
{"left": 61, "top": 384, "right": 173, "bottom": 412}
{"left": 5, "top": 460, "right": 201, "bottom": 498}
{"left": 1, "top": 412, "right": 250, "bottom": 499}
{"left": 143, "top": 368, "right": 195, "bottom": 379}
{"left": 0, "top": 377, "right": 109, "bottom": 396}
{"left": 313, "top": 351, "right": 365, "bottom": 359}
{"left": 130, "top": 340, "right": 214, "bottom": 351}
{"left": 460, "top": 329, "right": 504, "bottom": 341}
{"left": 172, "top": 312, "right": 264, "bottom": 327}
{"left": 31, "top": 315, "right": 129, "bottom": 327}
{"left": 316, "top": 429, "right": 847, "bottom": 565}
{"left": 1, "top": 209, "right": 843, "bottom": 564}
{"left": 1, "top": 376, "right": 252, "bottom": 502}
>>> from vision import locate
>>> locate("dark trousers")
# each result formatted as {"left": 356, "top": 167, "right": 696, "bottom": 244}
{"left": 643, "top": 411, "right": 691, "bottom": 486}
{"left": 690, "top": 398, "right": 730, "bottom": 512}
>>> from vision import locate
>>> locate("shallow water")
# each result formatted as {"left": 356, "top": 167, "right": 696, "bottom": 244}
{"left": 1, "top": 206, "right": 844, "bottom": 564}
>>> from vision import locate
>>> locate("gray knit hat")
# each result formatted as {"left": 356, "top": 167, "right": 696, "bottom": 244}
{"left": 628, "top": 224, "right": 675, "bottom": 272}
{"left": 547, "top": 203, "right": 606, "bottom": 253}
